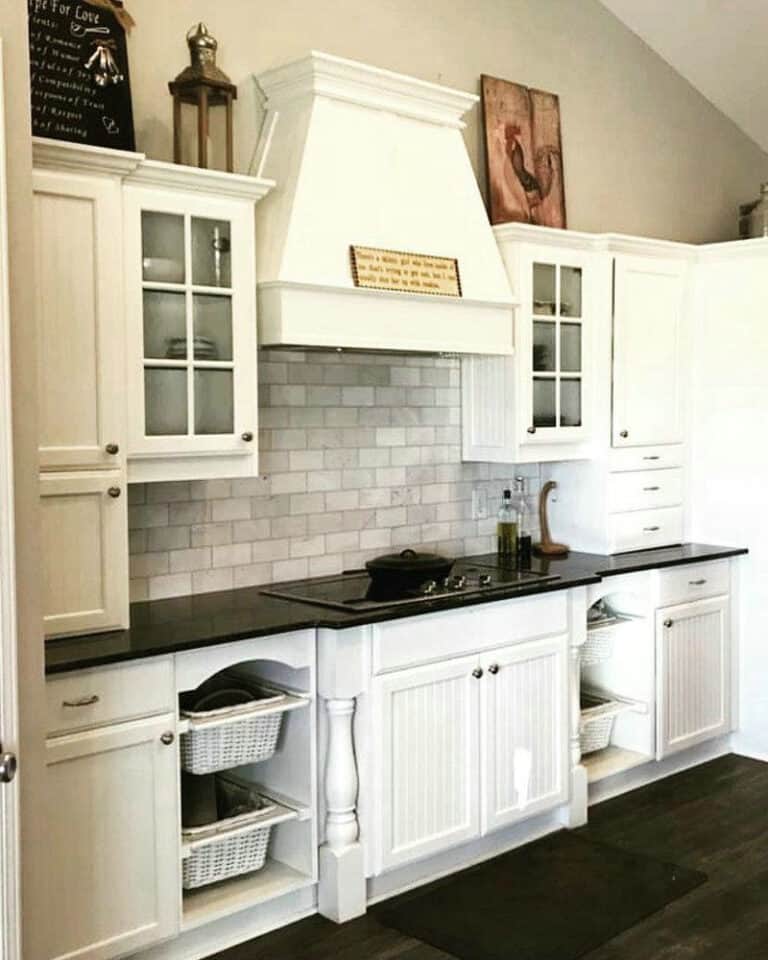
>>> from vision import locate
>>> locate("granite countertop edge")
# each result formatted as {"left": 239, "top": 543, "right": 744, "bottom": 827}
{"left": 45, "top": 543, "right": 748, "bottom": 675}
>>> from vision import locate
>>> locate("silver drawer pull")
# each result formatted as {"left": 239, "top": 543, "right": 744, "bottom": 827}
{"left": 643, "top": 526, "right": 660, "bottom": 532}
{"left": 643, "top": 486, "right": 660, "bottom": 492}
{"left": 689, "top": 578, "right": 707, "bottom": 586}
{"left": 642, "top": 456, "right": 660, "bottom": 461}
{"left": 62, "top": 695, "right": 100, "bottom": 708}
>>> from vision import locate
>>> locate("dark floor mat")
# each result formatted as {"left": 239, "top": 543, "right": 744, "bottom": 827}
{"left": 374, "top": 830, "right": 707, "bottom": 960}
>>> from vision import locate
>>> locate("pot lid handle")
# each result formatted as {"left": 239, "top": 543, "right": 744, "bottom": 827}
{"left": 399, "top": 549, "right": 417, "bottom": 558}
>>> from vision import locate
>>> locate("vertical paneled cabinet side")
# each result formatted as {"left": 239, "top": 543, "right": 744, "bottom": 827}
{"left": 32, "top": 140, "right": 142, "bottom": 635}
{"left": 462, "top": 223, "right": 598, "bottom": 464}
{"left": 544, "top": 235, "right": 693, "bottom": 555}
{"left": 122, "top": 162, "right": 272, "bottom": 483}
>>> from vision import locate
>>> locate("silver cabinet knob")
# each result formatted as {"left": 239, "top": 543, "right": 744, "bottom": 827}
{"left": 472, "top": 667, "right": 484, "bottom": 679}
{"left": 241, "top": 431, "right": 254, "bottom": 442}
{"left": 0, "top": 752, "right": 17, "bottom": 784}
{"left": 160, "top": 731, "right": 175, "bottom": 746}
{"left": 107, "top": 486, "right": 121, "bottom": 498}
{"left": 62, "top": 694, "right": 99, "bottom": 708}
{"left": 619, "top": 429, "right": 629, "bottom": 438}
{"left": 664, "top": 618, "right": 674, "bottom": 628}
{"left": 527, "top": 426, "right": 537, "bottom": 434}
{"left": 105, "top": 443, "right": 119, "bottom": 455}
{"left": 488, "top": 663, "right": 500, "bottom": 675}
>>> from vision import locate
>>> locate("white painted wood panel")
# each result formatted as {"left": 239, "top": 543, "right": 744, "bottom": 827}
{"left": 481, "top": 636, "right": 568, "bottom": 833}
{"left": 656, "top": 596, "right": 730, "bottom": 759}
{"left": 372, "top": 592, "right": 568, "bottom": 674}
{"left": 46, "top": 659, "right": 174, "bottom": 736}
{"left": 613, "top": 256, "right": 686, "bottom": 448}
{"left": 43, "top": 714, "right": 179, "bottom": 960}
{"left": 461, "top": 355, "right": 515, "bottom": 462}
{"left": 608, "top": 468, "right": 683, "bottom": 513}
{"left": 40, "top": 471, "right": 128, "bottom": 635}
{"left": 608, "top": 506, "right": 683, "bottom": 553}
{"left": 374, "top": 656, "right": 480, "bottom": 872}
{"left": 609, "top": 444, "right": 683, "bottom": 472}
{"left": 33, "top": 171, "right": 124, "bottom": 471}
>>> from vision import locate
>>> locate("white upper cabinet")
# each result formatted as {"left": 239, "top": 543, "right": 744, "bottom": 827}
{"left": 33, "top": 169, "right": 126, "bottom": 472}
{"left": 612, "top": 255, "right": 687, "bottom": 448}
{"left": 123, "top": 166, "right": 270, "bottom": 482}
{"left": 463, "top": 226, "right": 598, "bottom": 464}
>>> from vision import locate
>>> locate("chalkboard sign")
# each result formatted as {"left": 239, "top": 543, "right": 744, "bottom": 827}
{"left": 28, "top": 0, "right": 135, "bottom": 151}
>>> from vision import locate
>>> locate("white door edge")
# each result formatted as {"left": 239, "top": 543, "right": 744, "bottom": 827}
{"left": 0, "top": 37, "right": 21, "bottom": 960}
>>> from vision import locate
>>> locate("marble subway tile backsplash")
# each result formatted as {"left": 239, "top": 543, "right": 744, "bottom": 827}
{"left": 128, "top": 351, "right": 541, "bottom": 602}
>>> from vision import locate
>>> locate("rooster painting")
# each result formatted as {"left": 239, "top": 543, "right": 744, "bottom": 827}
{"left": 482, "top": 76, "right": 566, "bottom": 228}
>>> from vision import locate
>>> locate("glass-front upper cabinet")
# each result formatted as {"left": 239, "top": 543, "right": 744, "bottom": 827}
{"left": 123, "top": 171, "right": 268, "bottom": 482}
{"left": 522, "top": 249, "right": 589, "bottom": 446}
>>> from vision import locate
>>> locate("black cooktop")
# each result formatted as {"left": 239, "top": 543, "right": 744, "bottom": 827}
{"left": 261, "top": 558, "right": 560, "bottom": 612}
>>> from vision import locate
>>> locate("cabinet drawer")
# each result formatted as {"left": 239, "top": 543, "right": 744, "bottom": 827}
{"left": 657, "top": 560, "right": 730, "bottom": 606}
{"left": 46, "top": 658, "right": 174, "bottom": 736}
{"left": 608, "top": 507, "right": 683, "bottom": 554}
{"left": 608, "top": 469, "right": 683, "bottom": 514}
{"left": 609, "top": 445, "right": 683, "bottom": 473}
{"left": 372, "top": 592, "right": 568, "bottom": 674}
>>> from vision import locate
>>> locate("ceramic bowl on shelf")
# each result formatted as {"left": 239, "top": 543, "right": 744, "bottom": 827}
{"left": 142, "top": 257, "right": 184, "bottom": 284}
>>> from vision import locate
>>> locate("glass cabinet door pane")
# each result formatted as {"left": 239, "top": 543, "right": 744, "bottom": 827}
{"left": 560, "top": 323, "right": 582, "bottom": 372}
{"left": 141, "top": 212, "right": 185, "bottom": 283}
{"left": 195, "top": 369, "right": 234, "bottom": 434}
{"left": 560, "top": 379, "right": 582, "bottom": 427}
{"left": 533, "top": 378, "right": 556, "bottom": 428}
{"left": 193, "top": 295, "right": 233, "bottom": 361}
{"left": 533, "top": 322, "right": 556, "bottom": 372}
{"left": 192, "top": 218, "right": 231, "bottom": 287}
{"left": 143, "top": 291, "right": 187, "bottom": 360}
{"left": 560, "top": 266, "right": 582, "bottom": 318}
{"left": 533, "top": 263, "right": 556, "bottom": 316}
{"left": 145, "top": 368, "right": 187, "bottom": 435}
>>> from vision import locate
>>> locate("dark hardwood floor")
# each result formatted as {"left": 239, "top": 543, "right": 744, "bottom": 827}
{"left": 207, "top": 755, "right": 768, "bottom": 960}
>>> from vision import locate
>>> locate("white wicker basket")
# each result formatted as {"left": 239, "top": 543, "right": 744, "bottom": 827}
{"left": 180, "top": 682, "right": 306, "bottom": 775}
{"left": 582, "top": 613, "right": 638, "bottom": 667}
{"left": 580, "top": 692, "right": 618, "bottom": 754}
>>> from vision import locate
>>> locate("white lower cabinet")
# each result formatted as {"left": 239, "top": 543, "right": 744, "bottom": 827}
{"left": 656, "top": 596, "right": 730, "bottom": 759}
{"left": 373, "top": 635, "right": 568, "bottom": 873}
{"left": 482, "top": 636, "right": 568, "bottom": 833}
{"left": 43, "top": 713, "right": 180, "bottom": 960}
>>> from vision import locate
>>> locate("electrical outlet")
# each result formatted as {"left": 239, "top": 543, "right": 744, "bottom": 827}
{"left": 472, "top": 487, "right": 488, "bottom": 520}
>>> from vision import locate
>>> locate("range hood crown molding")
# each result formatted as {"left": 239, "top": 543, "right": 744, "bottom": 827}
{"left": 255, "top": 50, "right": 478, "bottom": 129}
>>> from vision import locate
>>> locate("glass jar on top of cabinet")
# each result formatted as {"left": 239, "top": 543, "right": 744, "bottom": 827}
{"left": 523, "top": 250, "right": 587, "bottom": 444}
{"left": 123, "top": 175, "right": 263, "bottom": 481}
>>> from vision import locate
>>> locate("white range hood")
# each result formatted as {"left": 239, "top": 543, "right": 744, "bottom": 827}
{"left": 252, "top": 52, "right": 515, "bottom": 354}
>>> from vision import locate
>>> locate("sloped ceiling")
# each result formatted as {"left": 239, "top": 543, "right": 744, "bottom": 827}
{"left": 599, "top": 0, "right": 768, "bottom": 152}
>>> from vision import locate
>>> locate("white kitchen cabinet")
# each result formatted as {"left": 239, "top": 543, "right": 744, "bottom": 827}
{"left": 123, "top": 164, "right": 270, "bottom": 482}
{"left": 374, "top": 654, "right": 481, "bottom": 872}
{"left": 463, "top": 226, "right": 598, "bottom": 463}
{"left": 656, "top": 595, "right": 730, "bottom": 759}
{"left": 43, "top": 713, "right": 180, "bottom": 960}
{"left": 481, "top": 636, "right": 568, "bottom": 833}
{"left": 612, "top": 255, "right": 687, "bottom": 448}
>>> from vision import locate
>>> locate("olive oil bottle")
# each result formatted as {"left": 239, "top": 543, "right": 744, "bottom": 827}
{"left": 497, "top": 488, "right": 518, "bottom": 560}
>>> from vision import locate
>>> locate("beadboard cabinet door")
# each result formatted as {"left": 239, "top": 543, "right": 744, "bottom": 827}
{"left": 373, "top": 655, "right": 481, "bottom": 873}
{"left": 613, "top": 256, "right": 686, "bottom": 448}
{"left": 656, "top": 596, "right": 730, "bottom": 759}
{"left": 43, "top": 714, "right": 179, "bottom": 960}
{"left": 33, "top": 170, "right": 125, "bottom": 471}
{"left": 481, "top": 635, "right": 569, "bottom": 833}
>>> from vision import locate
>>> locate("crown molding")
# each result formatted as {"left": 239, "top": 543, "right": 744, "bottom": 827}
{"left": 255, "top": 51, "right": 477, "bottom": 129}
{"left": 494, "top": 221, "right": 696, "bottom": 259}
{"left": 126, "top": 160, "right": 274, "bottom": 202}
{"left": 32, "top": 137, "right": 143, "bottom": 177}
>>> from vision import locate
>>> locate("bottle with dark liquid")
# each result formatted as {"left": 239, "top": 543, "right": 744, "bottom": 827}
{"left": 497, "top": 488, "right": 518, "bottom": 560}
{"left": 514, "top": 476, "right": 532, "bottom": 568}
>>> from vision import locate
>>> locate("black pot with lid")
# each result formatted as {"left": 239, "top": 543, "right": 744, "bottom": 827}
{"left": 365, "top": 548, "right": 454, "bottom": 596}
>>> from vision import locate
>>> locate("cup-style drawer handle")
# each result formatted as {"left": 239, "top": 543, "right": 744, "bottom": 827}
{"left": 689, "top": 579, "right": 707, "bottom": 586}
{"left": 643, "top": 486, "right": 660, "bottom": 492}
{"left": 643, "top": 526, "right": 660, "bottom": 532}
{"left": 105, "top": 443, "right": 119, "bottom": 455}
{"left": 664, "top": 619, "right": 674, "bottom": 628}
{"left": 107, "top": 486, "right": 121, "bottom": 498}
{"left": 62, "top": 694, "right": 100, "bottom": 708}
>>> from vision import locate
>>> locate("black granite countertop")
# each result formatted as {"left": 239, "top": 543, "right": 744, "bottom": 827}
{"left": 45, "top": 543, "right": 747, "bottom": 675}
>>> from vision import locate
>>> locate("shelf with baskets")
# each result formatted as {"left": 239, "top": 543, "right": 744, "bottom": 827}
{"left": 581, "top": 596, "right": 654, "bottom": 783}
{"left": 175, "top": 646, "right": 318, "bottom": 928}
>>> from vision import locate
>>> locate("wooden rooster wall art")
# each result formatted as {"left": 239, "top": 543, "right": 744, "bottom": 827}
{"left": 481, "top": 74, "right": 566, "bottom": 228}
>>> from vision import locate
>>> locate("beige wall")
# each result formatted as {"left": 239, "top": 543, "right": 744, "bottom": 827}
{"left": 126, "top": 0, "right": 768, "bottom": 243}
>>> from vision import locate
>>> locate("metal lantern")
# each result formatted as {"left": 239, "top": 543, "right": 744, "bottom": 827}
{"left": 169, "top": 23, "right": 236, "bottom": 171}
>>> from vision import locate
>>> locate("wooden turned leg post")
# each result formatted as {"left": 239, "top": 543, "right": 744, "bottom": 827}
{"left": 561, "top": 634, "right": 588, "bottom": 828}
